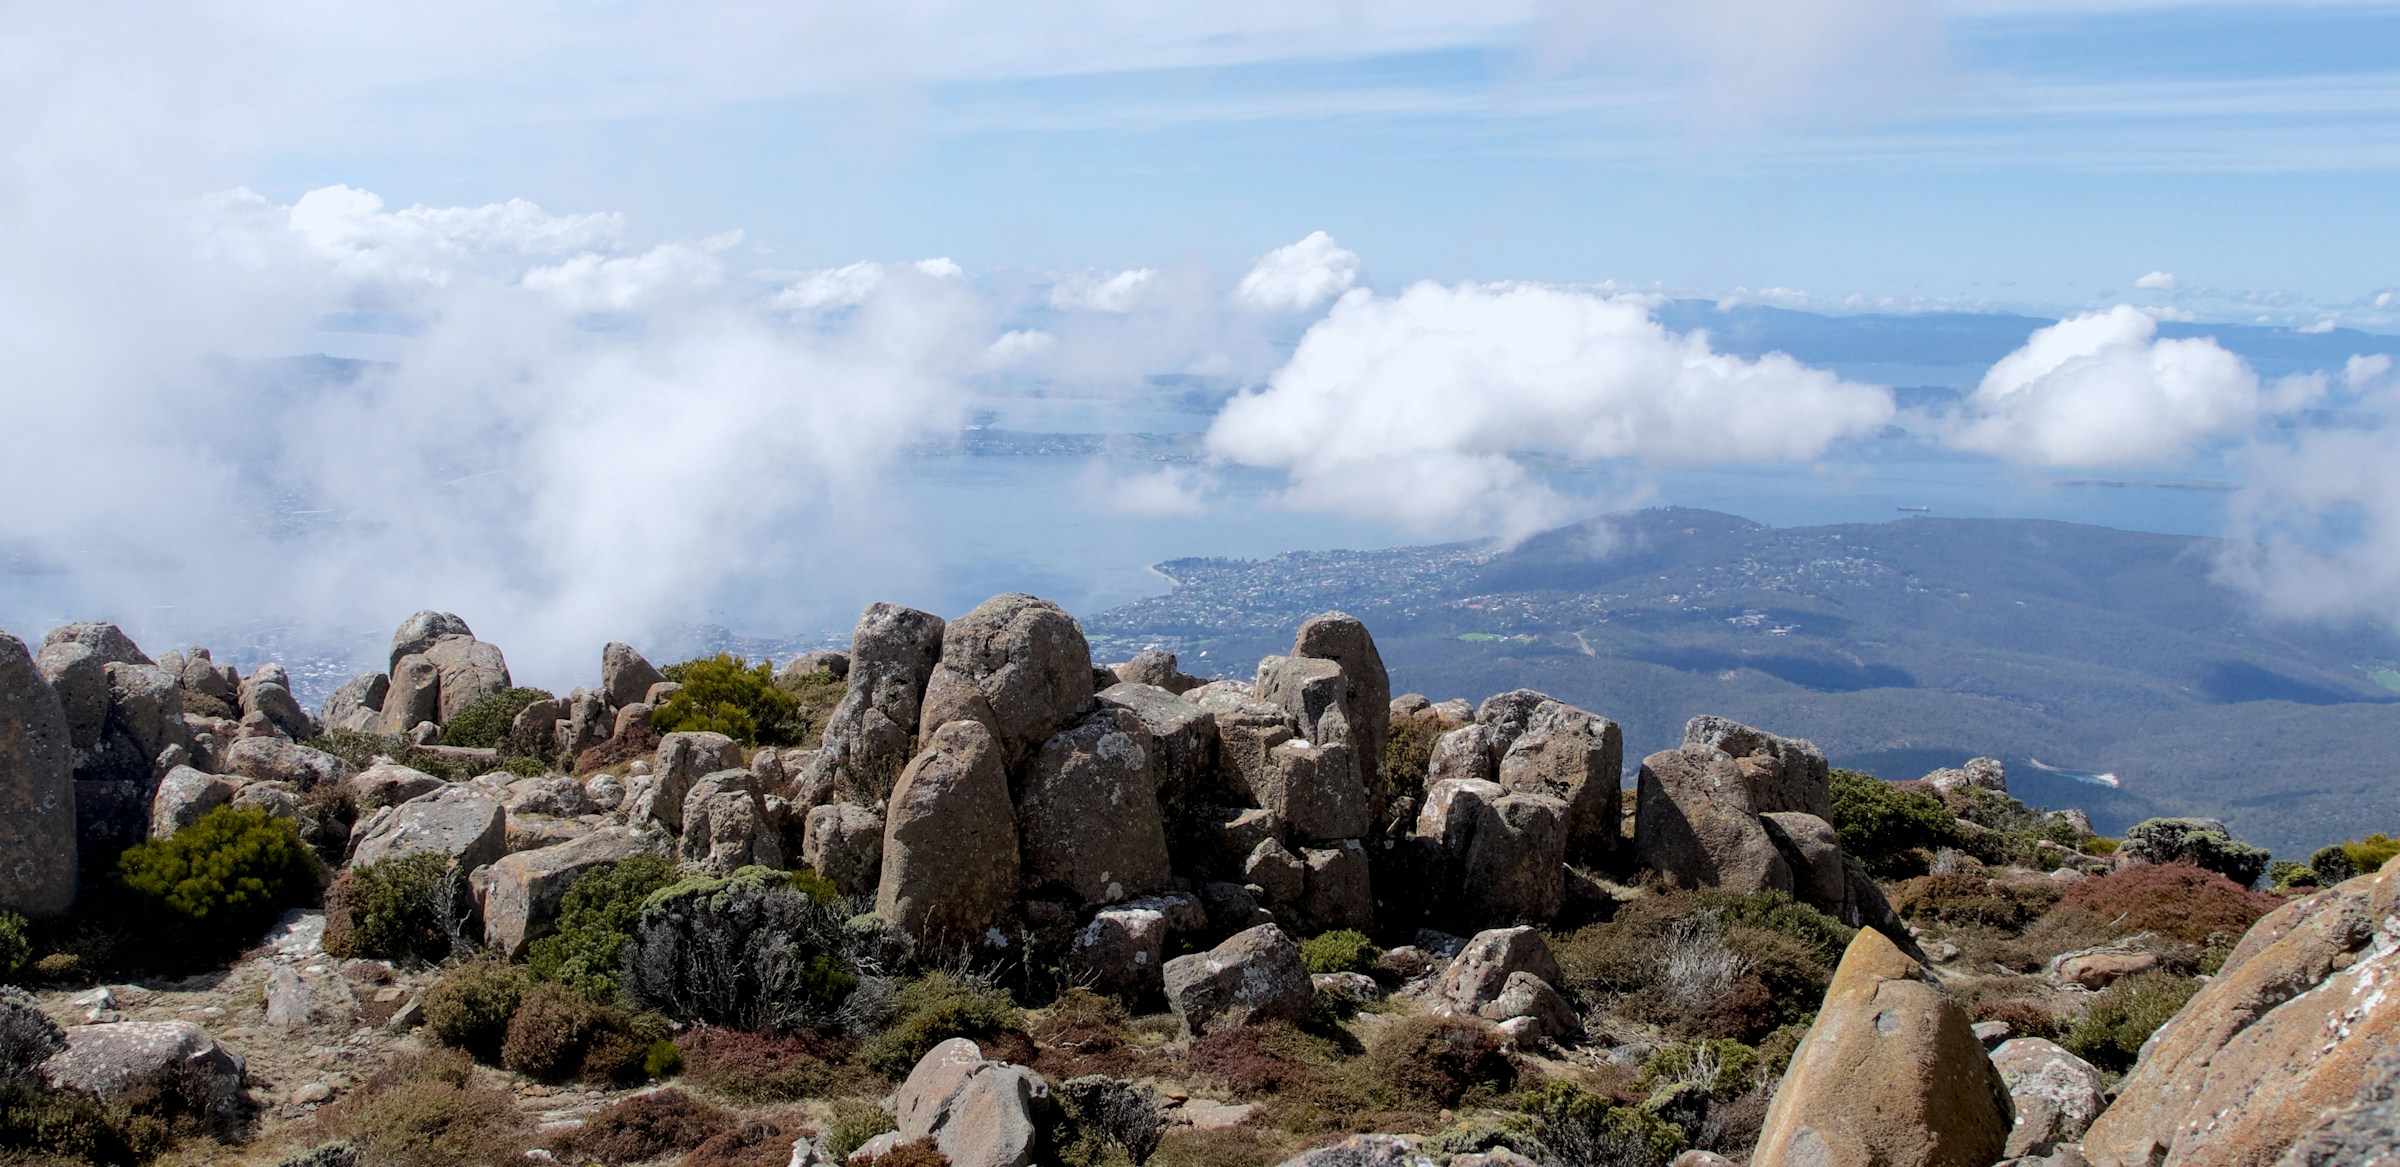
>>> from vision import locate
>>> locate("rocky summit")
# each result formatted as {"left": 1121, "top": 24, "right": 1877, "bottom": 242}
{"left": 0, "top": 597, "right": 2390, "bottom": 1167}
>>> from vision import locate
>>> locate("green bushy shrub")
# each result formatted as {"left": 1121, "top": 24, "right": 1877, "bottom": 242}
{"left": 2121, "top": 819, "right": 2272, "bottom": 888}
{"left": 0, "top": 913, "right": 27, "bottom": 982}
{"left": 2309, "top": 843, "right": 2358, "bottom": 884}
{"left": 1828, "top": 770, "right": 1959, "bottom": 877}
{"left": 423, "top": 960, "right": 528, "bottom": 1064}
{"left": 1361, "top": 1013, "right": 1514, "bottom": 1110}
{"left": 324, "top": 852, "right": 460, "bottom": 965}
{"left": 1690, "top": 890, "right": 1854, "bottom": 968}
{"left": 439, "top": 687, "right": 555, "bottom": 750}
{"left": 2312, "top": 833, "right": 2400, "bottom": 884}
{"left": 859, "top": 971, "right": 1024, "bottom": 1078}
{"left": 113, "top": 805, "right": 318, "bottom": 960}
{"left": 2063, "top": 971, "right": 2201, "bottom": 1073}
{"left": 819, "top": 1101, "right": 899, "bottom": 1160}
{"left": 655, "top": 655, "right": 801, "bottom": 746}
{"left": 624, "top": 866, "right": 856, "bottom": 1033}
{"left": 771, "top": 669, "right": 848, "bottom": 749}
{"left": 2268, "top": 860, "right": 2319, "bottom": 892}
{"left": 1640, "top": 1040, "right": 1758, "bottom": 1100}
{"left": 1893, "top": 873, "right": 2059, "bottom": 931}
{"left": 1517, "top": 1080, "right": 1687, "bottom": 1167}
{"left": 1299, "top": 929, "right": 1381, "bottom": 976}
{"left": 1382, "top": 715, "right": 1447, "bottom": 809}
{"left": 526, "top": 852, "right": 677, "bottom": 1001}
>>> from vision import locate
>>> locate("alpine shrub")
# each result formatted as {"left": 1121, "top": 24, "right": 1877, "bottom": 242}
{"left": 859, "top": 971, "right": 1024, "bottom": 1078}
{"left": 1361, "top": 1013, "right": 1515, "bottom": 1109}
{"left": 1640, "top": 1040, "right": 1759, "bottom": 1100}
{"left": 1057, "top": 1075, "right": 1165, "bottom": 1167}
{"left": 2062, "top": 971, "right": 2201, "bottom": 1073}
{"left": 654, "top": 655, "right": 801, "bottom": 746}
{"left": 324, "top": 852, "right": 461, "bottom": 965}
{"left": 1518, "top": 1080, "right": 1687, "bottom": 1167}
{"left": 501, "top": 982, "right": 607, "bottom": 1081}
{"left": 2346, "top": 832, "right": 2400, "bottom": 873}
{"left": 527, "top": 851, "right": 677, "bottom": 1001}
{"left": 1828, "top": 770, "right": 1959, "bottom": 877}
{"left": 1893, "top": 873, "right": 2059, "bottom": 931}
{"left": 423, "top": 959, "right": 528, "bottom": 1064}
{"left": 682, "top": 1121, "right": 801, "bottom": 1167}
{"left": 1382, "top": 715, "right": 1448, "bottom": 809}
{"left": 675, "top": 1027, "right": 852, "bottom": 1102}
{"left": 819, "top": 1101, "right": 898, "bottom": 1160}
{"left": 624, "top": 866, "right": 857, "bottom": 1032}
{"left": 113, "top": 805, "right": 319, "bottom": 960}
{"left": 2308, "top": 844, "right": 2358, "bottom": 885}
{"left": 2054, "top": 863, "right": 2276, "bottom": 945}
{"left": 311, "top": 1049, "right": 531, "bottom": 1167}
{"left": 439, "top": 687, "right": 556, "bottom": 750}
{"left": 2120, "top": 818, "right": 2272, "bottom": 887}
{"left": 553, "top": 1090, "right": 729, "bottom": 1166}
{"left": 0, "top": 913, "right": 26, "bottom": 982}
{"left": 1299, "top": 929, "right": 1381, "bottom": 976}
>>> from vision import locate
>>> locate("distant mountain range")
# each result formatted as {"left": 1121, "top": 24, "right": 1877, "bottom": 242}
{"left": 1086, "top": 508, "right": 2400, "bottom": 858}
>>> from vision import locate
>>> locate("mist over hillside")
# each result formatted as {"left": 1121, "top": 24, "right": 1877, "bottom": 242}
{"left": 1087, "top": 507, "right": 2400, "bottom": 857}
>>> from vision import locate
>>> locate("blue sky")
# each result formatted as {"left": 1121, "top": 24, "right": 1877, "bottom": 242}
{"left": 219, "top": 1, "right": 2400, "bottom": 321}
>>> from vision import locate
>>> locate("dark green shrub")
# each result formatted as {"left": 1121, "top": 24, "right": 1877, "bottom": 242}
{"left": 1754, "top": 1022, "right": 1809, "bottom": 1083}
{"left": 316, "top": 1048, "right": 528, "bottom": 1167}
{"left": 1299, "top": 929, "right": 1381, "bottom": 976}
{"left": 2121, "top": 819, "right": 2271, "bottom": 887}
{"left": 1517, "top": 1080, "right": 1687, "bottom": 1167}
{"left": 655, "top": 655, "right": 801, "bottom": 746}
{"left": 624, "top": 866, "right": 856, "bottom": 1033}
{"left": 439, "top": 687, "right": 556, "bottom": 750}
{"left": 2268, "top": 860, "right": 2319, "bottom": 892}
{"left": 552, "top": 1089, "right": 729, "bottom": 1166}
{"left": 1383, "top": 715, "right": 1447, "bottom": 809}
{"left": 527, "top": 852, "right": 677, "bottom": 1001}
{"left": 1057, "top": 1075, "right": 1165, "bottom": 1167}
{"left": 1691, "top": 890, "right": 1853, "bottom": 968}
{"left": 2346, "top": 832, "right": 2400, "bottom": 873}
{"left": 859, "top": 971, "right": 1024, "bottom": 1078}
{"left": 304, "top": 729, "right": 406, "bottom": 772}
{"left": 423, "top": 960, "right": 528, "bottom": 1064}
{"left": 2310, "top": 844, "right": 2359, "bottom": 884}
{"left": 324, "top": 852, "right": 461, "bottom": 965}
{"left": 2062, "top": 971, "right": 2201, "bottom": 1073}
{"left": 113, "top": 805, "right": 318, "bottom": 960}
{"left": 501, "top": 982, "right": 606, "bottom": 1081}
{"left": 1828, "top": 770, "right": 1959, "bottom": 877}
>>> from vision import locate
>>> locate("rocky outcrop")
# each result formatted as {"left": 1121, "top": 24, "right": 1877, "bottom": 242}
{"left": 677, "top": 769, "right": 782, "bottom": 873}
{"left": 1991, "top": 1038, "right": 2105, "bottom": 1157}
{"left": 1753, "top": 927, "right": 2012, "bottom": 1167}
{"left": 1163, "top": 923, "right": 1315, "bottom": 1036}
{"left": 2083, "top": 858, "right": 2400, "bottom": 1167}
{"left": 1495, "top": 699, "right": 1621, "bottom": 866}
{"left": 424, "top": 636, "right": 510, "bottom": 724}
{"left": 0, "top": 633, "right": 76, "bottom": 916}
{"left": 1016, "top": 706, "right": 1170, "bottom": 907}
{"left": 42, "top": 1021, "right": 246, "bottom": 1117}
{"left": 799, "top": 603, "right": 944, "bottom": 805}
{"left": 480, "top": 826, "right": 661, "bottom": 958}
{"left": 1095, "top": 682, "right": 1216, "bottom": 822}
{"left": 892, "top": 1038, "right": 1048, "bottom": 1167}
{"left": 1633, "top": 744, "right": 1792, "bottom": 895}
{"left": 600, "top": 642, "right": 664, "bottom": 709}
{"left": 2271, "top": 1044, "right": 2400, "bottom": 1167}
{"left": 800, "top": 802, "right": 883, "bottom": 898}
{"left": 1924, "top": 757, "right": 2008, "bottom": 795}
{"left": 1289, "top": 612, "right": 1391, "bottom": 833}
{"left": 381, "top": 654, "right": 440, "bottom": 735}
{"left": 877, "top": 720, "right": 1020, "bottom": 949}
{"left": 1274, "top": 1136, "right": 1436, "bottom": 1167}
{"left": 921, "top": 593, "right": 1095, "bottom": 765}
{"left": 2117, "top": 816, "right": 2272, "bottom": 888}
{"left": 350, "top": 761, "right": 444, "bottom": 811}
{"left": 1416, "top": 779, "right": 1566, "bottom": 924}
{"left": 1111, "top": 648, "right": 1198, "bottom": 695}
{"left": 222, "top": 738, "right": 354, "bottom": 789}
{"left": 1433, "top": 926, "right": 1565, "bottom": 1014}
{"left": 634, "top": 731, "right": 742, "bottom": 834}
{"left": 389, "top": 610, "right": 472, "bottom": 670}
{"left": 320, "top": 671, "right": 388, "bottom": 735}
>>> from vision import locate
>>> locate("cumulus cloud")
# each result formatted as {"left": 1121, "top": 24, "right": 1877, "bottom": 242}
{"left": 2134, "top": 271, "right": 2178, "bottom": 291}
{"left": 1947, "top": 305, "right": 2313, "bottom": 465}
{"left": 1205, "top": 280, "right": 1894, "bottom": 537}
{"left": 1234, "top": 232, "right": 1361, "bottom": 313}
{"left": 2216, "top": 354, "right": 2400, "bottom": 628}
{"left": 1048, "top": 268, "right": 1158, "bottom": 313}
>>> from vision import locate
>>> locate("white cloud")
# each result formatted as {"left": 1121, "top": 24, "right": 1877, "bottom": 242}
{"left": 2135, "top": 271, "right": 2179, "bottom": 291}
{"left": 1947, "top": 305, "right": 2305, "bottom": 464}
{"left": 1048, "top": 268, "right": 1157, "bottom": 313}
{"left": 1205, "top": 280, "right": 1894, "bottom": 537}
{"left": 981, "top": 328, "right": 1057, "bottom": 367}
{"left": 2219, "top": 353, "right": 2400, "bottom": 628}
{"left": 773, "top": 257, "right": 960, "bottom": 314}
{"left": 1234, "top": 232, "right": 1362, "bottom": 313}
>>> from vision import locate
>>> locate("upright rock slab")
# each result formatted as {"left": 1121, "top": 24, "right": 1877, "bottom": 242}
{"left": 801, "top": 602, "right": 944, "bottom": 804}
{"left": 878, "top": 721, "right": 1019, "bottom": 949}
{"left": 1634, "top": 745, "right": 1792, "bottom": 895}
{"left": 600, "top": 642, "right": 665, "bottom": 709}
{"left": 0, "top": 632, "right": 76, "bottom": 916}
{"left": 1017, "top": 706, "right": 1170, "bottom": 906}
{"left": 921, "top": 593, "right": 1094, "bottom": 765}
{"left": 1752, "top": 927, "right": 2011, "bottom": 1167}
{"left": 1290, "top": 612, "right": 1391, "bottom": 830}
{"left": 1496, "top": 700, "right": 1622, "bottom": 866}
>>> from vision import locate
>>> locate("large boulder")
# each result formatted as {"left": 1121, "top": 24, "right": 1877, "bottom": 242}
{"left": 36, "top": 623, "right": 149, "bottom": 750}
{"left": 1633, "top": 745, "right": 1792, "bottom": 895}
{"left": 2272, "top": 1044, "right": 2400, "bottom": 1167}
{"left": 1289, "top": 612, "right": 1391, "bottom": 833}
{"left": 920, "top": 593, "right": 1094, "bottom": 764}
{"left": 677, "top": 769, "right": 782, "bottom": 874}
{"left": 1162, "top": 923, "right": 1315, "bottom": 1036}
{"left": 634, "top": 731, "right": 742, "bottom": 834}
{"left": 221, "top": 737, "right": 355, "bottom": 789}
{"left": 0, "top": 632, "right": 76, "bottom": 916}
{"left": 1296, "top": 840, "right": 1374, "bottom": 933}
{"left": 1255, "top": 735, "right": 1371, "bottom": 844}
{"left": 1416, "top": 779, "right": 1566, "bottom": 924}
{"left": 105, "top": 662, "right": 184, "bottom": 760}
{"left": 1752, "top": 927, "right": 2011, "bottom": 1167}
{"left": 800, "top": 802, "right": 883, "bottom": 899}
{"left": 600, "top": 642, "right": 665, "bottom": 710}
{"left": 877, "top": 721, "right": 1019, "bottom": 950}
{"left": 1193, "top": 685, "right": 1300, "bottom": 809}
{"left": 320, "top": 671, "right": 388, "bottom": 735}
{"left": 1016, "top": 706, "right": 1170, "bottom": 907}
{"left": 41, "top": 1021, "right": 245, "bottom": 1118}
{"left": 1066, "top": 898, "right": 1178, "bottom": 1002}
{"left": 423, "top": 636, "right": 510, "bottom": 724}
{"left": 1761, "top": 811, "right": 1849, "bottom": 917}
{"left": 349, "top": 784, "right": 505, "bottom": 873}
{"left": 1991, "top": 1038, "right": 2105, "bottom": 1157}
{"left": 2084, "top": 858, "right": 2400, "bottom": 1167}
{"left": 800, "top": 603, "right": 944, "bottom": 804}
{"left": 1434, "top": 926, "right": 1565, "bottom": 1013}
{"left": 149, "top": 765, "right": 235, "bottom": 840}
{"left": 480, "top": 826, "right": 662, "bottom": 958}
{"left": 1274, "top": 1136, "right": 1436, "bottom": 1167}
{"left": 389, "top": 610, "right": 473, "bottom": 671}
{"left": 1111, "top": 648, "right": 1196, "bottom": 694}
{"left": 350, "top": 761, "right": 444, "bottom": 811}
{"left": 1684, "top": 715, "right": 1832, "bottom": 820}
{"left": 892, "top": 1038, "right": 1047, "bottom": 1167}
{"left": 1096, "top": 682, "right": 1217, "bottom": 820}
{"left": 239, "top": 671, "right": 314, "bottom": 740}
